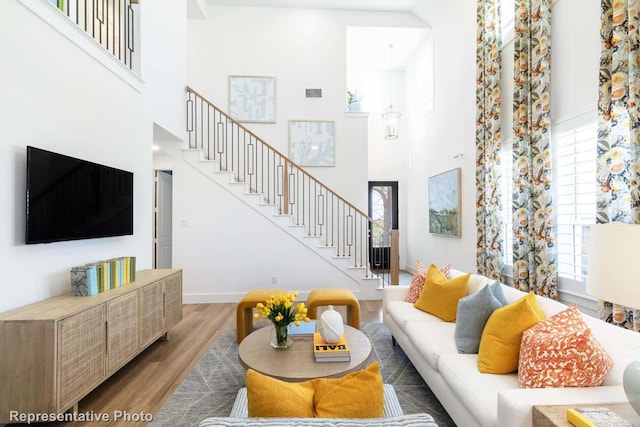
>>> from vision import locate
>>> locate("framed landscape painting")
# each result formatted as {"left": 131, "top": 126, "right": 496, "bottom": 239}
{"left": 228, "top": 76, "right": 276, "bottom": 123}
{"left": 428, "top": 167, "right": 461, "bottom": 237}
{"left": 288, "top": 120, "right": 335, "bottom": 166}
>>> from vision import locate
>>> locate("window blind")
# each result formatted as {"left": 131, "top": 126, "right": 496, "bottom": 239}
{"left": 553, "top": 120, "right": 597, "bottom": 282}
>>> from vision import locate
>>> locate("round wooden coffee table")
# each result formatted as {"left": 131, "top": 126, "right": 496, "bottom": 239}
{"left": 238, "top": 324, "right": 372, "bottom": 382}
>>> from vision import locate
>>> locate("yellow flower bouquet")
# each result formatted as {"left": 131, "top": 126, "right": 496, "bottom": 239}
{"left": 254, "top": 291, "right": 310, "bottom": 349}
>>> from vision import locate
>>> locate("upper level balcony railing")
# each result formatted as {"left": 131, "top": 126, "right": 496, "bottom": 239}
{"left": 48, "top": 0, "right": 136, "bottom": 71}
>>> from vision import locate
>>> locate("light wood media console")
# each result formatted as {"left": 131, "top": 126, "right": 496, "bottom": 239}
{"left": 0, "top": 268, "right": 182, "bottom": 423}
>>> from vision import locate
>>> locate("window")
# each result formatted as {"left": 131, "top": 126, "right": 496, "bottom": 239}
{"left": 553, "top": 116, "right": 597, "bottom": 283}
{"left": 501, "top": 0, "right": 515, "bottom": 45}
{"left": 500, "top": 115, "right": 597, "bottom": 285}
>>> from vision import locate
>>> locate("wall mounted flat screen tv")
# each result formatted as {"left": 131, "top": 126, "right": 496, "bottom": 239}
{"left": 26, "top": 146, "right": 134, "bottom": 244}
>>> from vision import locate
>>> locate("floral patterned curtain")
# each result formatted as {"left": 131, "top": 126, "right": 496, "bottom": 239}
{"left": 597, "top": 0, "right": 640, "bottom": 331}
{"left": 476, "top": 0, "right": 504, "bottom": 280}
{"left": 511, "top": 0, "right": 557, "bottom": 298}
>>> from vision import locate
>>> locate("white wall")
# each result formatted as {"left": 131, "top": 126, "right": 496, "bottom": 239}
{"left": 187, "top": 6, "right": 426, "bottom": 209}
{"left": 178, "top": 5, "right": 428, "bottom": 299}
{"left": 407, "top": 0, "right": 478, "bottom": 272}
{"left": 0, "top": 0, "right": 154, "bottom": 312}
{"left": 550, "top": 0, "right": 600, "bottom": 124}
{"left": 142, "top": 0, "right": 187, "bottom": 141}
{"left": 168, "top": 144, "right": 365, "bottom": 302}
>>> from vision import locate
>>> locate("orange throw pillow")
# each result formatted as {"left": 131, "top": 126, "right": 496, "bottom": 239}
{"left": 518, "top": 305, "right": 614, "bottom": 388}
{"left": 405, "top": 262, "right": 452, "bottom": 303}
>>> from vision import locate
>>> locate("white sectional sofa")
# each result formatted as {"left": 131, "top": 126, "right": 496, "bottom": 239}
{"left": 383, "top": 269, "right": 640, "bottom": 427}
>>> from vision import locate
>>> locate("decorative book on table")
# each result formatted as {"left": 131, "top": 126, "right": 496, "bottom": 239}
{"left": 288, "top": 320, "right": 316, "bottom": 338}
{"left": 567, "top": 407, "right": 633, "bottom": 427}
{"left": 313, "top": 332, "right": 351, "bottom": 362}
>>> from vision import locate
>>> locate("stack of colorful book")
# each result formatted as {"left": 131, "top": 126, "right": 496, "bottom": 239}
{"left": 313, "top": 332, "right": 351, "bottom": 363}
{"left": 70, "top": 256, "right": 137, "bottom": 296}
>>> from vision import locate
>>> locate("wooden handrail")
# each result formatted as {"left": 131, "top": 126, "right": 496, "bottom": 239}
{"left": 185, "top": 86, "right": 389, "bottom": 232}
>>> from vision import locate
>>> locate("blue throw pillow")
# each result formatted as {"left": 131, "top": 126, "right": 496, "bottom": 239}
{"left": 489, "top": 280, "right": 508, "bottom": 306}
{"left": 454, "top": 283, "right": 505, "bottom": 354}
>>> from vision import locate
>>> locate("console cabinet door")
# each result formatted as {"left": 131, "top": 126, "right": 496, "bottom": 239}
{"left": 107, "top": 292, "right": 139, "bottom": 374}
{"left": 140, "top": 281, "right": 164, "bottom": 348}
{"left": 57, "top": 305, "right": 106, "bottom": 411}
{"left": 163, "top": 273, "right": 182, "bottom": 328}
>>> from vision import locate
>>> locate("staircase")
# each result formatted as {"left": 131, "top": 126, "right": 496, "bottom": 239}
{"left": 184, "top": 87, "right": 398, "bottom": 297}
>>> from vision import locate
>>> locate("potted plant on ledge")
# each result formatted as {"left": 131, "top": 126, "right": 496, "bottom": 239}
{"left": 346, "top": 89, "right": 363, "bottom": 112}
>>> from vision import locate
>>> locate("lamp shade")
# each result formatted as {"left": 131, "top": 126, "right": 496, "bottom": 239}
{"left": 586, "top": 223, "right": 640, "bottom": 310}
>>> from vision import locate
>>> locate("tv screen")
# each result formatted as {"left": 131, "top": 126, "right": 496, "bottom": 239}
{"left": 26, "top": 146, "right": 134, "bottom": 244}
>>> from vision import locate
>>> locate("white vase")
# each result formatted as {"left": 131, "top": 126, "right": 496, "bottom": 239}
{"left": 318, "top": 305, "right": 344, "bottom": 343}
{"left": 348, "top": 99, "right": 362, "bottom": 112}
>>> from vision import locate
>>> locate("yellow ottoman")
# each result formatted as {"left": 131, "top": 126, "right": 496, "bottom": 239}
{"left": 236, "top": 289, "right": 286, "bottom": 343}
{"left": 306, "top": 288, "right": 360, "bottom": 330}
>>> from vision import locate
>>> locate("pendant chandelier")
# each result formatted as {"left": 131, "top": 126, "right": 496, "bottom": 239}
{"left": 382, "top": 44, "right": 401, "bottom": 140}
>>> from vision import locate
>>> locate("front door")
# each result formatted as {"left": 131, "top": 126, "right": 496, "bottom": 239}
{"left": 368, "top": 181, "right": 398, "bottom": 271}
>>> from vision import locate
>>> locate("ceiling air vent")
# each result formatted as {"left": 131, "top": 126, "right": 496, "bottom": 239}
{"left": 305, "top": 89, "right": 322, "bottom": 98}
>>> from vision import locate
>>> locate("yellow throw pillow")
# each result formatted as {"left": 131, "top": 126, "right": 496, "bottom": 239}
{"left": 313, "top": 361, "right": 384, "bottom": 418}
{"left": 413, "top": 264, "right": 470, "bottom": 322}
{"left": 477, "top": 292, "right": 545, "bottom": 374}
{"left": 246, "top": 369, "right": 315, "bottom": 417}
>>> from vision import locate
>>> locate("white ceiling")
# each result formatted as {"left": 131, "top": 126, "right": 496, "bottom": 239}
{"left": 204, "top": 0, "right": 429, "bottom": 71}
{"left": 347, "top": 27, "right": 429, "bottom": 71}
{"left": 205, "top": 0, "right": 418, "bottom": 13}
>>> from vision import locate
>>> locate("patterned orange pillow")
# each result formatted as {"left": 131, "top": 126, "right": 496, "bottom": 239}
{"left": 518, "top": 305, "right": 614, "bottom": 388}
{"left": 405, "top": 262, "right": 452, "bottom": 303}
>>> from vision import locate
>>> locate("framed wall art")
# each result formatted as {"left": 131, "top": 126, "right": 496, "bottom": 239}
{"left": 228, "top": 76, "right": 276, "bottom": 123}
{"left": 428, "top": 167, "right": 461, "bottom": 237}
{"left": 288, "top": 120, "right": 335, "bottom": 166}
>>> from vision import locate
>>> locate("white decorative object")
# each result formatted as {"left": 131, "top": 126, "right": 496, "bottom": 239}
{"left": 587, "top": 223, "right": 640, "bottom": 416}
{"left": 318, "top": 305, "right": 344, "bottom": 344}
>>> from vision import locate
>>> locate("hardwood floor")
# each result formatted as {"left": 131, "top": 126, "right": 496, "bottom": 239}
{"left": 11, "top": 300, "right": 383, "bottom": 426}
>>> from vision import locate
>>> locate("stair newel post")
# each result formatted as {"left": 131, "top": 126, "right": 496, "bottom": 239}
{"left": 282, "top": 160, "right": 289, "bottom": 215}
{"left": 390, "top": 229, "right": 399, "bottom": 285}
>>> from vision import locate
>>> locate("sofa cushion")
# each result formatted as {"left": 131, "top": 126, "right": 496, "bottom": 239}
{"left": 231, "top": 384, "right": 404, "bottom": 418}
{"left": 405, "top": 262, "right": 452, "bottom": 303}
{"left": 414, "top": 264, "right": 470, "bottom": 322}
{"left": 455, "top": 282, "right": 506, "bottom": 354}
{"left": 386, "top": 301, "right": 443, "bottom": 333}
{"left": 438, "top": 353, "right": 520, "bottom": 427}
{"left": 518, "top": 305, "right": 614, "bottom": 388}
{"left": 405, "top": 321, "right": 457, "bottom": 371}
{"left": 198, "top": 414, "right": 440, "bottom": 427}
{"left": 449, "top": 269, "right": 494, "bottom": 294}
{"left": 584, "top": 314, "right": 640, "bottom": 386}
{"left": 477, "top": 293, "right": 545, "bottom": 374}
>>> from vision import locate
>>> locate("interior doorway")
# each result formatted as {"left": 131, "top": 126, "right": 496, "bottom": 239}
{"left": 154, "top": 170, "right": 173, "bottom": 268}
{"left": 368, "top": 181, "right": 398, "bottom": 270}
